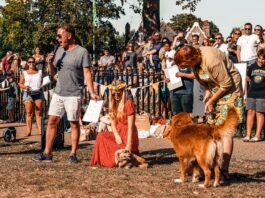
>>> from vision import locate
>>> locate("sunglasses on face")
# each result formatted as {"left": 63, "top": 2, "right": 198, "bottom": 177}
{"left": 215, "top": 37, "right": 222, "bottom": 40}
{"left": 234, "top": 32, "right": 241, "bottom": 35}
{"left": 28, "top": 61, "right": 35, "bottom": 64}
{"left": 244, "top": 28, "right": 251, "bottom": 31}
{"left": 227, "top": 39, "right": 232, "bottom": 42}
{"left": 112, "top": 92, "right": 122, "bottom": 97}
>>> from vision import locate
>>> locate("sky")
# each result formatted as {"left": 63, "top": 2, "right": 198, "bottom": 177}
{"left": 1, "top": 0, "right": 264, "bottom": 38}
{"left": 112, "top": 0, "right": 265, "bottom": 37}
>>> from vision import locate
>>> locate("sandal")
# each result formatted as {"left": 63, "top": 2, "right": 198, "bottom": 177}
{"left": 249, "top": 136, "right": 262, "bottom": 142}
{"left": 242, "top": 136, "right": 250, "bottom": 142}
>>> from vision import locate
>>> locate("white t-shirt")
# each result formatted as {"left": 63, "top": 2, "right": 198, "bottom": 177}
{"left": 165, "top": 49, "right": 176, "bottom": 68}
{"left": 237, "top": 34, "right": 260, "bottom": 61}
{"left": 215, "top": 43, "right": 228, "bottom": 55}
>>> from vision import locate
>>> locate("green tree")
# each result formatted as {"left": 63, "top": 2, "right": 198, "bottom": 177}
{"left": 175, "top": 0, "right": 201, "bottom": 12}
{"left": 0, "top": 0, "right": 36, "bottom": 57}
{"left": 169, "top": 13, "right": 219, "bottom": 38}
{"left": 120, "top": 0, "right": 202, "bottom": 37}
{"left": 0, "top": 0, "right": 124, "bottom": 56}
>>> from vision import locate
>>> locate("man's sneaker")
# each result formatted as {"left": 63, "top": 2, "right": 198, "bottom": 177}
{"left": 68, "top": 154, "right": 78, "bottom": 164}
{"left": 32, "top": 152, "right": 52, "bottom": 162}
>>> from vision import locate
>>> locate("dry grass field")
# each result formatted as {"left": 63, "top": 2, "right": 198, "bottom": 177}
{"left": 0, "top": 123, "right": 265, "bottom": 198}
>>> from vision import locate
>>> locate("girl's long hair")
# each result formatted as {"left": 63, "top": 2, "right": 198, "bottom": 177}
{"left": 109, "top": 88, "right": 126, "bottom": 122}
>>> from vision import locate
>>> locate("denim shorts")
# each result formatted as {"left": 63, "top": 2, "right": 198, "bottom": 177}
{"left": 6, "top": 97, "right": 15, "bottom": 110}
{"left": 23, "top": 91, "right": 45, "bottom": 103}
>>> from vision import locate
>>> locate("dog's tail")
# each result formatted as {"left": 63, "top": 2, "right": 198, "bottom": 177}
{"left": 214, "top": 107, "right": 239, "bottom": 139}
{"left": 206, "top": 140, "right": 223, "bottom": 167}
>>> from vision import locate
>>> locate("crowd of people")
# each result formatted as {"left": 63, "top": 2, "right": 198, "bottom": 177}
{"left": 0, "top": 22, "right": 264, "bottom": 178}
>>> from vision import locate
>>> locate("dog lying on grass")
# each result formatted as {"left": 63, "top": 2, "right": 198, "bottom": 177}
{"left": 164, "top": 108, "right": 238, "bottom": 188}
{"left": 115, "top": 149, "right": 149, "bottom": 169}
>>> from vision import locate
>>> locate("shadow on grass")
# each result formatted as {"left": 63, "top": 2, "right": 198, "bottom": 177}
{"left": 224, "top": 171, "right": 265, "bottom": 186}
{"left": 0, "top": 141, "right": 93, "bottom": 156}
{"left": 141, "top": 148, "right": 178, "bottom": 165}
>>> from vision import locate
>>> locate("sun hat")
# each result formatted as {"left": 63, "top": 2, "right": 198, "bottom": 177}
{"left": 108, "top": 80, "right": 126, "bottom": 90}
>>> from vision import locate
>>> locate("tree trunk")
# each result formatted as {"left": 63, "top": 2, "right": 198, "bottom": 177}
{"left": 142, "top": 0, "right": 160, "bottom": 38}
{"left": 125, "top": 22, "right": 130, "bottom": 45}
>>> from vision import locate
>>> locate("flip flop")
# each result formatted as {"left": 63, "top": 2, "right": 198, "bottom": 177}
{"left": 249, "top": 137, "right": 262, "bottom": 142}
{"left": 242, "top": 136, "right": 250, "bottom": 142}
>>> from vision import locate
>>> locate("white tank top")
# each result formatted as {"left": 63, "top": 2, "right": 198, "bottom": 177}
{"left": 23, "top": 70, "right": 42, "bottom": 91}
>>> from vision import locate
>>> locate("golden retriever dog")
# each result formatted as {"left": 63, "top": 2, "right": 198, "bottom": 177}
{"left": 115, "top": 149, "right": 149, "bottom": 169}
{"left": 164, "top": 108, "right": 238, "bottom": 188}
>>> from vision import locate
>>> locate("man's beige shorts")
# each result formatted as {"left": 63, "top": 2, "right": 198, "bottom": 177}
{"left": 48, "top": 93, "right": 82, "bottom": 121}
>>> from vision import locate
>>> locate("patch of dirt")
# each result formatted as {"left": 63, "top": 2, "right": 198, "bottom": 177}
{"left": 0, "top": 132, "right": 265, "bottom": 198}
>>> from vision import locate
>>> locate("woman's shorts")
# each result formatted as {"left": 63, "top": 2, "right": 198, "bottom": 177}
{"left": 23, "top": 91, "right": 45, "bottom": 103}
{"left": 6, "top": 97, "right": 15, "bottom": 110}
{"left": 246, "top": 98, "right": 265, "bottom": 113}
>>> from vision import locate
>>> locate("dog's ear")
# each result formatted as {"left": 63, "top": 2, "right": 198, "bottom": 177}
{"left": 163, "top": 126, "right": 172, "bottom": 138}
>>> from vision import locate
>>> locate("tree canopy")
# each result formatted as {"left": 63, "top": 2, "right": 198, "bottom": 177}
{"left": 0, "top": 0, "right": 204, "bottom": 57}
{"left": 0, "top": 0, "right": 124, "bottom": 57}
{"left": 169, "top": 13, "right": 219, "bottom": 38}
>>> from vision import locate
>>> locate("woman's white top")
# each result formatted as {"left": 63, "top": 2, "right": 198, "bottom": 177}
{"left": 23, "top": 70, "right": 42, "bottom": 91}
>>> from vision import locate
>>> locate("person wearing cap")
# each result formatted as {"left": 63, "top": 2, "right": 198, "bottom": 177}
{"left": 90, "top": 80, "right": 139, "bottom": 167}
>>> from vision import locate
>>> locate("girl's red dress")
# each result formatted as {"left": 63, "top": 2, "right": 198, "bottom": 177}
{"left": 90, "top": 99, "right": 139, "bottom": 167}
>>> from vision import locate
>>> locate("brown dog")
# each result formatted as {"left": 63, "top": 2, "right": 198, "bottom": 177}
{"left": 115, "top": 149, "right": 149, "bottom": 169}
{"left": 164, "top": 108, "right": 238, "bottom": 188}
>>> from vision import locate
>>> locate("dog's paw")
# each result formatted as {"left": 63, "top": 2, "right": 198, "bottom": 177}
{"left": 192, "top": 175, "right": 200, "bottom": 183}
{"left": 213, "top": 181, "right": 220, "bottom": 187}
{"left": 174, "top": 178, "right": 184, "bottom": 183}
{"left": 198, "top": 184, "right": 205, "bottom": 188}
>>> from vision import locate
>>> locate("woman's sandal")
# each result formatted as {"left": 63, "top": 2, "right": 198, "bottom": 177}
{"left": 249, "top": 136, "right": 262, "bottom": 142}
{"left": 242, "top": 136, "right": 250, "bottom": 142}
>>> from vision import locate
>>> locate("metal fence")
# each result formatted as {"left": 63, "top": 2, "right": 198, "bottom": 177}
{"left": 0, "top": 69, "right": 169, "bottom": 121}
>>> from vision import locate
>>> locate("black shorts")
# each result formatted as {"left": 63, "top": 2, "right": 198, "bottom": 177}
{"left": 170, "top": 93, "right": 193, "bottom": 114}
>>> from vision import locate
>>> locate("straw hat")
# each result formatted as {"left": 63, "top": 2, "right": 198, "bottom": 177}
{"left": 108, "top": 80, "right": 126, "bottom": 90}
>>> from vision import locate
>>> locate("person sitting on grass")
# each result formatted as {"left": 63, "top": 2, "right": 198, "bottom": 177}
{"left": 243, "top": 49, "right": 265, "bottom": 142}
{"left": 90, "top": 80, "right": 139, "bottom": 167}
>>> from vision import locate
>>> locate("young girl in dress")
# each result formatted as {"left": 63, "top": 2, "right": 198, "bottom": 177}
{"left": 90, "top": 80, "right": 139, "bottom": 167}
